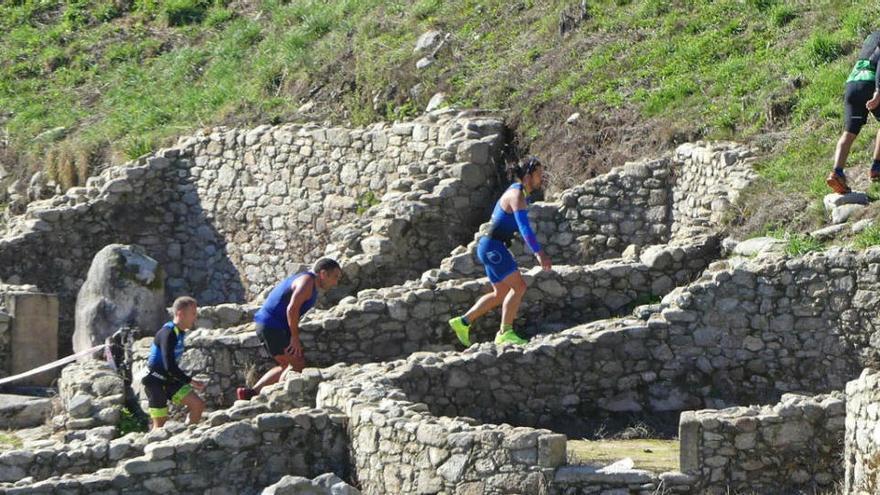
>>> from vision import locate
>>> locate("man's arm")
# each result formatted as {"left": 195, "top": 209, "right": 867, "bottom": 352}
{"left": 159, "top": 329, "right": 191, "bottom": 384}
{"left": 285, "top": 276, "right": 315, "bottom": 357}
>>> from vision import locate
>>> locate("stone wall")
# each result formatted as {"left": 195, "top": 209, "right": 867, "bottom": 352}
{"left": 316, "top": 363, "right": 566, "bottom": 495}
{"left": 679, "top": 392, "right": 845, "bottom": 494}
{"left": 436, "top": 141, "right": 757, "bottom": 280}
{"left": 0, "top": 284, "right": 58, "bottom": 385}
{"left": 670, "top": 142, "right": 756, "bottom": 234}
{"left": 385, "top": 248, "right": 880, "bottom": 428}
{"left": 0, "top": 111, "right": 504, "bottom": 353}
{"left": 0, "top": 427, "right": 143, "bottom": 484}
{"left": 550, "top": 467, "right": 695, "bottom": 495}
{"left": 57, "top": 360, "right": 124, "bottom": 430}
{"left": 22, "top": 239, "right": 880, "bottom": 494}
{"left": 2, "top": 408, "right": 349, "bottom": 495}
{"left": 655, "top": 247, "right": 880, "bottom": 404}
{"left": 131, "top": 234, "right": 718, "bottom": 408}
{"left": 845, "top": 368, "right": 880, "bottom": 494}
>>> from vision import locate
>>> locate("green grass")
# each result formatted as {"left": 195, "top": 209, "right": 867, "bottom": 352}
{"left": 0, "top": 0, "right": 878, "bottom": 236}
{"left": 356, "top": 190, "right": 381, "bottom": 215}
{"left": 784, "top": 233, "right": 825, "bottom": 256}
{"left": 854, "top": 224, "right": 880, "bottom": 249}
{"left": 765, "top": 229, "right": 825, "bottom": 256}
{"left": 0, "top": 431, "right": 23, "bottom": 451}
{"left": 567, "top": 438, "right": 679, "bottom": 473}
{"left": 117, "top": 407, "right": 149, "bottom": 436}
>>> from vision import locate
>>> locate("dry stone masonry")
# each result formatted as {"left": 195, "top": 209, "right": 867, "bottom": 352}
{"left": 117, "top": 141, "right": 754, "bottom": 409}
{"left": 57, "top": 360, "right": 124, "bottom": 430}
{"left": 131, "top": 233, "right": 719, "bottom": 409}
{"left": 4, "top": 408, "right": 349, "bottom": 495}
{"left": 436, "top": 142, "right": 757, "bottom": 281}
{"left": 12, "top": 121, "right": 877, "bottom": 494}
{"left": 0, "top": 110, "right": 505, "bottom": 353}
{"left": 845, "top": 368, "right": 880, "bottom": 494}
{"left": 679, "top": 392, "right": 845, "bottom": 494}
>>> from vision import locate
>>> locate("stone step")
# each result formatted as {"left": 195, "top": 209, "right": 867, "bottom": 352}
{"left": 0, "top": 394, "right": 53, "bottom": 429}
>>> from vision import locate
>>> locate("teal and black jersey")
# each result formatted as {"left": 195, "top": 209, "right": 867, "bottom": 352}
{"left": 847, "top": 31, "right": 880, "bottom": 89}
{"left": 146, "top": 322, "right": 190, "bottom": 383}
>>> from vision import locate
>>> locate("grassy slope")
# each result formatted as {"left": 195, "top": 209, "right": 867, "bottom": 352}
{"left": 567, "top": 438, "right": 679, "bottom": 472}
{"left": 1, "top": 0, "right": 877, "bottom": 235}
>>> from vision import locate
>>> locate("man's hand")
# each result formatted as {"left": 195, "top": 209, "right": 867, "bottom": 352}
{"left": 190, "top": 379, "right": 206, "bottom": 391}
{"left": 867, "top": 92, "right": 880, "bottom": 110}
{"left": 285, "top": 337, "right": 304, "bottom": 357}
{"left": 536, "top": 251, "right": 552, "bottom": 272}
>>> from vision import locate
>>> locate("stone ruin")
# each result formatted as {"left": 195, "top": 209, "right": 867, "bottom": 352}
{"left": 2, "top": 110, "right": 880, "bottom": 494}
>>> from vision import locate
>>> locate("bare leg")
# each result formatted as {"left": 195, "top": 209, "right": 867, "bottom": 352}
{"left": 834, "top": 131, "right": 858, "bottom": 169}
{"left": 179, "top": 392, "right": 205, "bottom": 424}
{"left": 499, "top": 271, "right": 528, "bottom": 329}
{"left": 151, "top": 417, "right": 167, "bottom": 429}
{"left": 464, "top": 284, "right": 511, "bottom": 323}
{"left": 252, "top": 356, "right": 292, "bottom": 392}
{"left": 873, "top": 128, "right": 880, "bottom": 160}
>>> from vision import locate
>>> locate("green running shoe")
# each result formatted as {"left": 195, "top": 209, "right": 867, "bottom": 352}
{"left": 494, "top": 329, "right": 528, "bottom": 345}
{"left": 449, "top": 317, "right": 471, "bottom": 347}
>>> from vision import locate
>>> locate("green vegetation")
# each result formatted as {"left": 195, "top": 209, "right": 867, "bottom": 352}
{"left": 1, "top": 0, "right": 879, "bottom": 234}
{"left": 117, "top": 407, "right": 149, "bottom": 436}
{"left": 783, "top": 233, "right": 825, "bottom": 256}
{"left": 0, "top": 431, "right": 23, "bottom": 450}
{"left": 766, "top": 228, "right": 825, "bottom": 256}
{"left": 356, "top": 190, "right": 381, "bottom": 215}
{"left": 567, "top": 438, "right": 679, "bottom": 473}
{"left": 854, "top": 224, "right": 880, "bottom": 249}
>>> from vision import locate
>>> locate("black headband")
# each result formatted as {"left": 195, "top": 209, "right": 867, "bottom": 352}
{"left": 522, "top": 157, "right": 542, "bottom": 175}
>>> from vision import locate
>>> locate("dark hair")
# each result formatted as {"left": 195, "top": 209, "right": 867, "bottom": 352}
{"left": 509, "top": 156, "right": 542, "bottom": 181}
{"left": 172, "top": 296, "right": 197, "bottom": 313}
{"left": 312, "top": 258, "right": 341, "bottom": 274}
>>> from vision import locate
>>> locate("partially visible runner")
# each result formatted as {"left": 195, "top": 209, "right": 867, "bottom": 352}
{"left": 236, "top": 258, "right": 342, "bottom": 400}
{"left": 448, "top": 156, "right": 552, "bottom": 346}
{"left": 827, "top": 30, "right": 880, "bottom": 194}
{"left": 141, "top": 296, "right": 205, "bottom": 429}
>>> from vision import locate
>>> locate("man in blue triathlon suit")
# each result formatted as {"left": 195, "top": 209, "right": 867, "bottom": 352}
{"left": 236, "top": 258, "right": 342, "bottom": 400}
{"left": 448, "top": 156, "right": 552, "bottom": 346}
{"left": 827, "top": 30, "right": 880, "bottom": 193}
{"left": 141, "top": 296, "right": 206, "bottom": 429}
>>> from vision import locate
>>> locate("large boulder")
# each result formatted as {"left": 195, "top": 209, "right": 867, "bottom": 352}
{"left": 73, "top": 244, "right": 165, "bottom": 356}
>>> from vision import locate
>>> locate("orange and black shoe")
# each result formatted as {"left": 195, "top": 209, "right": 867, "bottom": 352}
{"left": 826, "top": 171, "right": 851, "bottom": 194}
{"left": 871, "top": 167, "right": 880, "bottom": 183}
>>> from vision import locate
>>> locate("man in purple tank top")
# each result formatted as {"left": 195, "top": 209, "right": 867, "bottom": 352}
{"left": 237, "top": 258, "right": 341, "bottom": 400}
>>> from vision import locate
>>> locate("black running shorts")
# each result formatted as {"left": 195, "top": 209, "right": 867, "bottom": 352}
{"left": 844, "top": 81, "right": 880, "bottom": 134}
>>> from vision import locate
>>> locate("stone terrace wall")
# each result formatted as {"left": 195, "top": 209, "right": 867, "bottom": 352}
{"left": 679, "top": 392, "right": 845, "bottom": 494}
{"left": 670, "top": 142, "right": 756, "bottom": 234}
{"left": 0, "top": 429, "right": 145, "bottom": 484}
{"left": 0, "top": 111, "right": 503, "bottom": 352}
{"left": 845, "top": 368, "right": 880, "bottom": 494}
{"left": 550, "top": 466, "right": 695, "bottom": 494}
{"left": 133, "top": 235, "right": 718, "bottom": 408}
{"left": 376, "top": 248, "right": 880, "bottom": 430}
{"left": 316, "top": 363, "right": 566, "bottom": 495}
{"left": 57, "top": 360, "right": 124, "bottom": 430}
{"left": 3, "top": 408, "right": 349, "bottom": 495}
{"left": 656, "top": 247, "right": 880, "bottom": 404}
{"left": 437, "top": 141, "right": 757, "bottom": 280}
{"left": 203, "top": 355, "right": 696, "bottom": 495}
